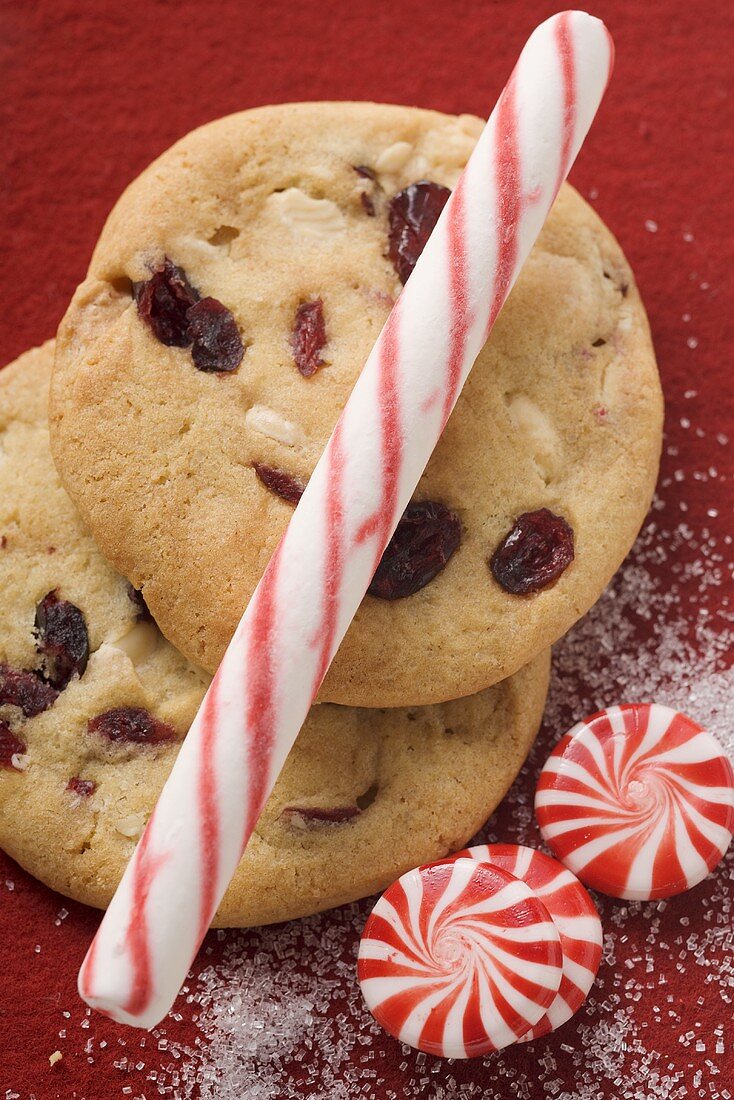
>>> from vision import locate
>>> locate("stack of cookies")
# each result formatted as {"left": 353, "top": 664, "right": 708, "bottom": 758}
{"left": 0, "top": 103, "right": 663, "bottom": 927}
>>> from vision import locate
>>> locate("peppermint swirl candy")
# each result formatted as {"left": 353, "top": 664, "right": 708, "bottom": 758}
{"left": 535, "top": 703, "right": 734, "bottom": 900}
{"left": 358, "top": 857, "right": 562, "bottom": 1058}
{"left": 456, "top": 844, "right": 602, "bottom": 1039}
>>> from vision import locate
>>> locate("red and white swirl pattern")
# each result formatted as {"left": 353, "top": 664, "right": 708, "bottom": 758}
{"left": 358, "top": 858, "right": 563, "bottom": 1058}
{"left": 78, "top": 12, "right": 613, "bottom": 1029}
{"left": 455, "top": 844, "right": 602, "bottom": 1038}
{"left": 535, "top": 704, "right": 734, "bottom": 900}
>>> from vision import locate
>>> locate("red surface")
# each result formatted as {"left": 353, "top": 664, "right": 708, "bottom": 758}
{"left": 0, "top": 1, "right": 732, "bottom": 1097}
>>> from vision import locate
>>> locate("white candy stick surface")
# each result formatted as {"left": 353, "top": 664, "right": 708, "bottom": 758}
{"left": 79, "top": 10, "right": 613, "bottom": 1028}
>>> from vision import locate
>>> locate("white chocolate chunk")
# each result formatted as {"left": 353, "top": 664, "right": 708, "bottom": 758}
{"left": 115, "top": 811, "right": 147, "bottom": 839}
{"left": 375, "top": 141, "right": 413, "bottom": 173}
{"left": 106, "top": 620, "right": 160, "bottom": 666}
{"left": 11, "top": 752, "right": 29, "bottom": 771}
{"left": 507, "top": 394, "right": 560, "bottom": 481}
{"left": 245, "top": 405, "right": 306, "bottom": 447}
{"left": 171, "top": 235, "right": 221, "bottom": 260}
{"left": 425, "top": 127, "right": 477, "bottom": 170}
{"left": 617, "top": 307, "right": 633, "bottom": 332}
{"left": 266, "top": 189, "right": 345, "bottom": 238}
{"left": 410, "top": 153, "right": 430, "bottom": 178}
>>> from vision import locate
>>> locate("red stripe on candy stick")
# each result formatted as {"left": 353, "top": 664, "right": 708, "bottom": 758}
{"left": 312, "top": 421, "right": 347, "bottom": 692}
{"left": 553, "top": 11, "right": 577, "bottom": 198}
{"left": 242, "top": 542, "right": 285, "bottom": 842}
{"left": 486, "top": 76, "right": 521, "bottom": 338}
{"left": 123, "top": 809, "right": 169, "bottom": 1017}
{"left": 196, "top": 678, "right": 221, "bottom": 945}
{"left": 442, "top": 176, "right": 470, "bottom": 428}
{"left": 355, "top": 308, "right": 403, "bottom": 554}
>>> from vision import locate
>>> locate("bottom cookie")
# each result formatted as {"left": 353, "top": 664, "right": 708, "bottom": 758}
{"left": 0, "top": 343, "right": 550, "bottom": 926}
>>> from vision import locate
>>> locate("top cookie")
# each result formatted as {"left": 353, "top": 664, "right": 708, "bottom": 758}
{"left": 50, "top": 101, "right": 663, "bottom": 707}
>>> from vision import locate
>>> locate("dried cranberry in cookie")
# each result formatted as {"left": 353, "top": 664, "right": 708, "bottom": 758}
{"left": 0, "top": 722, "right": 26, "bottom": 770}
{"left": 369, "top": 502, "right": 461, "bottom": 600}
{"left": 88, "top": 707, "right": 177, "bottom": 746}
{"left": 0, "top": 664, "right": 58, "bottom": 717}
{"left": 387, "top": 181, "right": 451, "bottom": 283}
{"left": 280, "top": 804, "right": 361, "bottom": 828}
{"left": 134, "top": 260, "right": 243, "bottom": 372}
{"left": 67, "top": 776, "right": 96, "bottom": 798}
{"left": 133, "top": 259, "right": 199, "bottom": 347}
{"left": 291, "top": 299, "right": 327, "bottom": 378}
{"left": 490, "top": 509, "right": 574, "bottom": 595}
{"left": 186, "top": 298, "right": 244, "bottom": 373}
{"left": 253, "top": 463, "right": 306, "bottom": 504}
{"left": 35, "top": 591, "right": 89, "bottom": 689}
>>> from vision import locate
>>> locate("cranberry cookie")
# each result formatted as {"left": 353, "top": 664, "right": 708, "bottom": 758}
{"left": 50, "top": 102, "right": 663, "bottom": 707}
{"left": 0, "top": 344, "right": 550, "bottom": 925}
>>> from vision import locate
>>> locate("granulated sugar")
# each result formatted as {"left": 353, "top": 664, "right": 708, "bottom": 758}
{"left": 127, "top": 492, "right": 731, "bottom": 1100}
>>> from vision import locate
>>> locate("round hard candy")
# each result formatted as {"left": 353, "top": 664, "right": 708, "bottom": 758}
{"left": 535, "top": 703, "right": 734, "bottom": 900}
{"left": 357, "top": 857, "right": 563, "bottom": 1058}
{"left": 455, "top": 844, "right": 602, "bottom": 1038}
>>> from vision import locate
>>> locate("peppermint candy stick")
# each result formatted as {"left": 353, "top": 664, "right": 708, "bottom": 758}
{"left": 79, "top": 9, "right": 614, "bottom": 1028}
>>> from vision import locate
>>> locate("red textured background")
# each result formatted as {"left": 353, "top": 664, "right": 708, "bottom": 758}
{"left": 1, "top": 1, "right": 732, "bottom": 1097}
